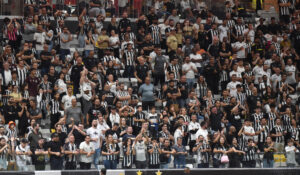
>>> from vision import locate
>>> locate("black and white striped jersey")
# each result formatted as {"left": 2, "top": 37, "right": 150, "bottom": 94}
{"left": 16, "top": 66, "right": 28, "bottom": 86}
{"left": 148, "top": 144, "right": 160, "bottom": 165}
{"left": 149, "top": 24, "right": 161, "bottom": 45}
{"left": 271, "top": 125, "right": 284, "bottom": 143}
{"left": 278, "top": 0, "right": 290, "bottom": 16}
{"left": 123, "top": 50, "right": 135, "bottom": 66}
{"left": 266, "top": 112, "right": 277, "bottom": 130}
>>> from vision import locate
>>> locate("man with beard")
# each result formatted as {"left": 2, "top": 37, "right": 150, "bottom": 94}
{"left": 87, "top": 98, "right": 106, "bottom": 127}
{"left": 87, "top": 119, "right": 102, "bottom": 170}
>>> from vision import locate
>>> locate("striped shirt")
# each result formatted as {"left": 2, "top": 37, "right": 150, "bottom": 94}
{"left": 123, "top": 50, "right": 135, "bottom": 66}
{"left": 271, "top": 125, "right": 284, "bottom": 143}
{"left": 148, "top": 144, "right": 160, "bottom": 165}
{"left": 3, "top": 90, "right": 11, "bottom": 105}
{"left": 195, "top": 83, "right": 208, "bottom": 99}
{"left": 16, "top": 66, "right": 27, "bottom": 86}
{"left": 257, "top": 124, "right": 269, "bottom": 143}
{"left": 236, "top": 92, "right": 247, "bottom": 105}
{"left": 168, "top": 64, "right": 180, "bottom": 80}
{"left": 149, "top": 24, "right": 161, "bottom": 45}
{"left": 64, "top": 143, "right": 77, "bottom": 162}
{"left": 267, "top": 112, "right": 277, "bottom": 130}
{"left": 233, "top": 24, "right": 246, "bottom": 37}
{"left": 279, "top": 0, "right": 290, "bottom": 16}
{"left": 122, "top": 145, "right": 134, "bottom": 167}
{"left": 220, "top": 70, "right": 229, "bottom": 82}
{"left": 289, "top": 126, "right": 300, "bottom": 141}
{"left": 49, "top": 99, "right": 60, "bottom": 115}
{"left": 251, "top": 113, "right": 264, "bottom": 131}
{"left": 243, "top": 146, "right": 256, "bottom": 161}
{"left": 102, "top": 143, "right": 119, "bottom": 160}
{"left": 117, "top": 90, "right": 129, "bottom": 106}
{"left": 195, "top": 142, "right": 210, "bottom": 164}
{"left": 281, "top": 114, "right": 292, "bottom": 131}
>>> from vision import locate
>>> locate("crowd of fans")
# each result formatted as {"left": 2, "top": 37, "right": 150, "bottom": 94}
{"left": 0, "top": 0, "right": 299, "bottom": 171}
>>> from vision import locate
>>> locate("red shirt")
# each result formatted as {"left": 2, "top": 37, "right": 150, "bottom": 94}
{"left": 26, "top": 76, "right": 40, "bottom": 97}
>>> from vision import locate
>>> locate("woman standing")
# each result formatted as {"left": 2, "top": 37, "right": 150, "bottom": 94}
{"left": 213, "top": 136, "right": 229, "bottom": 168}
{"left": 263, "top": 136, "right": 276, "bottom": 168}
{"left": 102, "top": 134, "right": 120, "bottom": 169}
{"left": 228, "top": 137, "right": 244, "bottom": 168}
{"left": 122, "top": 138, "right": 134, "bottom": 169}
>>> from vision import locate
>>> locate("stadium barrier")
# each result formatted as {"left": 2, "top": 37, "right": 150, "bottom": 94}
{"left": 1, "top": 168, "right": 300, "bottom": 175}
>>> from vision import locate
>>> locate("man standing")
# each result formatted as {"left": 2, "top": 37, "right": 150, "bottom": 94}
{"left": 26, "top": 69, "right": 40, "bottom": 97}
{"left": 48, "top": 133, "right": 64, "bottom": 170}
{"left": 71, "top": 57, "right": 84, "bottom": 95}
{"left": 64, "top": 98, "right": 84, "bottom": 126}
{"left": 64, "top": 135, "right": 79, "bottom": 170}
{"left": 60, "top": 27, "right": 72, "bottom": 61}
{"left": 182, "top": 57, "right": 198, "bottom": 89}
{"left": 86, "top": 119, "right": 102, "bottom": 170}
{"left": 79, "top": 135, "right": 95, "bottom": 169}
{"left": 138, "top": 77, "right": 155, "bottom": 111}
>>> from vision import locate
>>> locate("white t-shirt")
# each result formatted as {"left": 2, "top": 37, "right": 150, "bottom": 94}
{"left": 135, "top": 141, "right": 146, "bottom": 161}
{"left": 195, "top": 127, "right": 208, "bottom": 142}
{"left": 174, "top": 129, "right": 183, "bottom": 145}
{"left": 232, "top": 41, "right": 247, "bottom": 58}
{"left": 16, "top": 145, "right": 31, "bottom": 166}
{"left": 188, "top": 122, "right": 201, "bottom": 141}
{"left": 230, "top": 70, "right": 242, "bottom": 78}
{"left": 285, "top": 65, "right": 296, "bottom": 84}
{"left": 190, "top": 53, "right": 202, "bottom": 68}
{"left": 227, "top": 81, "right": 241, "bottom": 97}
{"left": 243, "top": 125, "right": 255, "bottom": 141}
{"left": 33, "top": 32, "right": 46, "bottom": 51}
{"left": 79, "top": 141, "right": 94, "bottom": 163}
{"left": 270, "top": 74, "right": 281, "bottom": 91}
{"left": 87, "top": 127, "right": 101, "bottom": 149}
{"left": 182, "top": 62, "right": 197, "bottom": 79}
{"left": 109, "top": 36, "right": 120, "bottom": 49}
{"left": 218, "top": 25, "right": 229, "bottom": 42}
{"left": 62, "top": 94, "right": 76, "bottom": 110}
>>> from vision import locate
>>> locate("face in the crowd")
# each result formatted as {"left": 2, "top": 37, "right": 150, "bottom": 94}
{"left": 85, "top": 136, "right": 91, "bottom": 143}
{"left": 71, "top": 98, "right": 77, "bottom": 107}
{"left": 92, "top": 120, "right": 98, "bottom": 127}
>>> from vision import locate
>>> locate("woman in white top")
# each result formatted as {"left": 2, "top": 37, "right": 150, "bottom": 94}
{"left": 109, "top": 30, "right": 120, "bottom": 58}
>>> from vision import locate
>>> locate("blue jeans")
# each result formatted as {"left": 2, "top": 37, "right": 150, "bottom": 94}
{"left": 263, "top": 159, "right": 274, "bottom": 168}
{"left": 174, "top": 156, "right": 186, "bottom": 168}
{"left": 78, "top": 34, "right": 85, "bottom": 48}
{"left": 93, "top": 148, "right": 101, "bottom": 170}
{"left": 160, "top": 163, "right": 169, "bottom": 169}
{"left": 104, "top": 159, "right": 117, "bottom": 169}
{"left": 85, "top": 50, "right": 91, "bottom": 58}
{"left": 178, "top": 99, "right": 187, "bottom": 108}
{"left": 186, "top": 78, "right": 195, "bottom": 89}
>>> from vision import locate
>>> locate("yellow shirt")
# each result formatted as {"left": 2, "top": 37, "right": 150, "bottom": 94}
{"left": 167, "top": 35, "right": 178, "bottom": 52}
{"left": 96, "top": 35, "right": 109, "bottom": 49}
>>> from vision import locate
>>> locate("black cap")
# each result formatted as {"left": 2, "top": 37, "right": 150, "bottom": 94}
{"left": 51, "top": 133, "right": 59, "bottom": 138}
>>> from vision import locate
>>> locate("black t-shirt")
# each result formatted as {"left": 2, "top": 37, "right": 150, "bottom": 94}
{"left": 34, "top": 145, "right": 46, "bottom": 165}
{"left": 3, "top": 104, "right": 18, "bottom": 124}
{"left": 135, "top": 64, "right": 149, "bottom": 81}
{"left": 178, "top": 82, "right": 188, "bottom": 99}
{"left": 72, "top": 129, "right": 85, "bottom": 149}
{"left": 40, "top": 50, "right": 52, "bottom": 68}
{"left": 142, "top": 41, "right": 154, "bottom": 56}
{"left": 48, "top": 140, "right": 62, "bottom": 160}
{"left": 247, "top": 95, "right": 262, "bottom": 113}
{"left": 101, "top": 90, "right": 115, "bottom": 106}
{"left": 88, "top": 105, "right": 107, "bottom": 123}
{"left": 160, "top": 145, "right": 171, "bottom": 163}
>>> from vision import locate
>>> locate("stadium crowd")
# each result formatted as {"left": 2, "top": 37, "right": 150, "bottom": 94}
{"left": 0, "top": 0, "right": 300, "bottom": 171}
